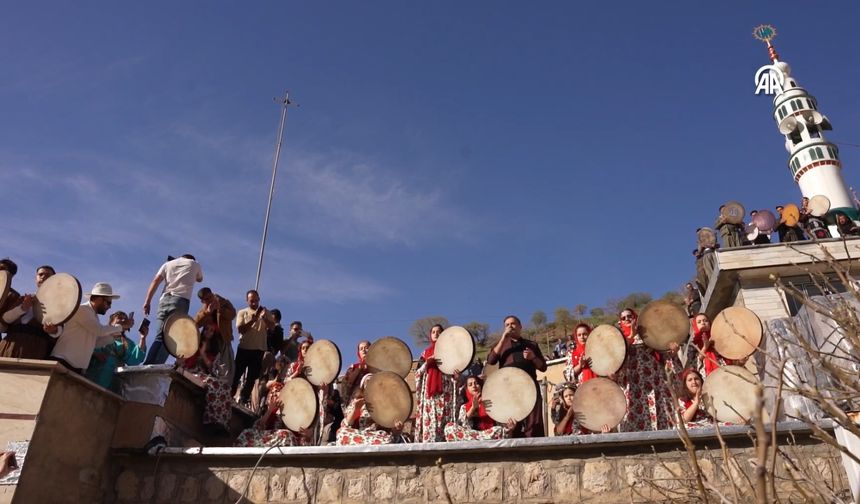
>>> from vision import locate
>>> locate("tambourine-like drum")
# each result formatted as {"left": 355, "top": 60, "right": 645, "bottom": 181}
{"left": 571, "top": 377, "right": 627, "bottom": 432}
{"left": 711, "top": 306, "right": 762, "bottom": 360}
{"left": 33, "top": 273, "right": 82, "bottom": 326}
{"left": 435, "top": 326, "right": 475, "bottom": 375}
{"left": 697, "top": 227, "right": 717, "bottom": 249}
{"left": 721, "top": 201, "right": 746, "bottom": 225}
{"left": 638, "top": 300, "right": 689, "bottom": 351}
{"left": 163, "top": 313, "right": 199, "bottom": 359}
{"left": 781, "top": 203, "right": 801, "bottom": 227}
{"left": 702, "top": 365, "right": 762, "bottom": 423}
{"left": 482, "top": 367, "right": 536, "bottom": 423}
{"left": 807, "top": 217, "right": 831, "bottom": 239}
{"left": 583, "top": 325, "right": 626, "bottom": 376}
{"left": 366, "top": 336, "right": 413, "bottom": 378}
{"left": 752, "top": 210, "right": 777, "bottom": 233}
{"left": 279, "top": 377, "right": 319, "bottom": 431}
{"left": 304, "top": 339, "right": 342, "bottom": 387}
{"left": 0, "top": 270, "right": 11, "bottom": 310}
{"left": 364, "top": 371, "right": 413, "bottom": 428}
{"left": 809, "top": 195, "right": 831, "bottom": 217}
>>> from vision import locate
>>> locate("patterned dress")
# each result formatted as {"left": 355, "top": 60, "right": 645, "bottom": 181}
{"left": 563, "top": 344, "right": 596, "bottom": 386}
{"left": 234, "top": 414, "right": 305, "bottom": 447}
{"left": 690, "top": 326, "right": 733, "bottom": 376}
{"left": 618, "top": 333, "right": 681, "bottom": 432}
{"left": 414, "top": 347, "right": 455, "bottom": 443}
{"left": 444, "top": 405, "right": 507, "bottom": 441}
{"left": 185, "top": 350, "right": 232, "bottom": 430}
{"left": 336, "top": 397, "right": 397, "bottom": 445}
{"left": 677, "top": 398, "right": 713, "bottom": 429}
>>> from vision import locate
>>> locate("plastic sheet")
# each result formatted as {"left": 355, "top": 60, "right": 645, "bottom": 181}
{"left": 114, "top": 364, "right": 176, "bottom": 406}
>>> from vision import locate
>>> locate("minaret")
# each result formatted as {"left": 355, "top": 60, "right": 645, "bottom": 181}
{"left": 754, "top": 25, "right": 857, "bottom": 218}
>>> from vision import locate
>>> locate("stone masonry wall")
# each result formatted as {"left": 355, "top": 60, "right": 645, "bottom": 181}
{"left": 109, "top": 430, "right": 850, "bottom": 503}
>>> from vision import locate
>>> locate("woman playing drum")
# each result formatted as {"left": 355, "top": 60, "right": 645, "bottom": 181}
{"left": 341, "top": 340, "right": 371, "bottom": 405}
{"left": 234, "top": 394, "right": 314, "bottom": 447}
{"left": 180, "top": 323, "right": 232, "bottom": 435}
{"left": 676, "top": 368, "right": 713, "bottom": 428}
{"left": 414, "top": 324, "right": 456, "bottom": 443}
{"left": 616, "top": 308, "right": 681, "bottom": 432}
{"left": 551, "top": 383, "right": 610, "bottom": 435}
{"left": 337, "top": 374, "right": 407, "bottom": 445}
{"left": 563, "top": 324, "right": 596, "bottom": 385}
{"left": 690, "top": 313, "right": 733, "bottom": 376}
{"left": 444, "top": 376, "right": 514, "bottom": 441}
{"left": 85, "top": 311, "right": 148, "bottom": 390}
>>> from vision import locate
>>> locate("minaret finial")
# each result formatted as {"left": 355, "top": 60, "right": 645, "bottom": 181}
{"left": 753, "top": 24, "right": 779, "bottom": 62}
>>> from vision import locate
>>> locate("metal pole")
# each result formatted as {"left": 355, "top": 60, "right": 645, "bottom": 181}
{"left": 255, "top": 91, "right": 292, "bottom": 292}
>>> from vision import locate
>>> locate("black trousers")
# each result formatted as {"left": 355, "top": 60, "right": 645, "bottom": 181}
{"left": 232, "top": 348, "right": 263, "bottom": 402}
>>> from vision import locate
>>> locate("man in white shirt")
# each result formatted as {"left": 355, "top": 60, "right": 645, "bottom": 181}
{"left": 50, "top": 282, "right": 131, "bottom": 373}
{"left": 142, "top": 254, "right": 203, "bottom": 364}
{"left": 0, "top": 264, "right": 60, "bottom": 359}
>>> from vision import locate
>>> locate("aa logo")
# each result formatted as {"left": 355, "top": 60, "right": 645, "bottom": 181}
{"left": 754, "top": 64, "right": 785, "bottom": 95}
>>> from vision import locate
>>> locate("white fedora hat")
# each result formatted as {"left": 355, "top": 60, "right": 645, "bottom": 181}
{"left": 85, "top": 282, "right": 121, "bottom": 299}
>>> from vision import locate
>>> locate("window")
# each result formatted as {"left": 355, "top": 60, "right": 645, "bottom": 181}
{"left": 809, "top": 126, "right": 821, "bottom": 139}
{"left": 782, "top": 276, "right": 846, "bottom": 316}
{"left": 791, "top": 100, "right": 799, "bottom": 112}
{"left": 778, "top": 108, "right": 785, "bottom": 120}
{"left": 781, "top": 105, "right": 788, "bottom": 117}
{"left": 809, "top": 148, "right": 818, "bottom": 161}
{"left": 807, "top": 99, "right": 816, "bottom": 110}
{"left": 816, "top": 147, "right": 824, "bottom": 159}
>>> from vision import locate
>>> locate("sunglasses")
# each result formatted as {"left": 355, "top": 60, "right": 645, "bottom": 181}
{"left": 620, "top": 315, "right": 633, "bottom": 321}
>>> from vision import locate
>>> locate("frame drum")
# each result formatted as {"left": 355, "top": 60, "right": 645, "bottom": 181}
{"left": 752, "top": 210, "right": 776, "bottom": 233}
{"left": 0, "top": 270, "right": 10, "bottom": 310}
{"left": 571, "top": 377, "right": 627, "bottom": 432}
{"left": 722, "top": 201, "right": 746, "bottom": 225}
{"left": 781, "top": 203, "right": 801, "bottom": 227}
{"left": 809, "top": 195, "right": 831, "bottom": 217}
{"left": 583, "top": 325, "right": 626, "bottom": 376}
{"left": 482, "top": 367, "right": 536, "bottom": 423}
{"left": 33, "top": 273, "right": 82, "bottom": 326}
{"left": 435, "top": 326, "right": 475, "bottom": 375}
{"left": 279, "top": 377, "right": 319, "bottom": 431}
{"left": 364, "top": 371, "right": 413, "bottom": 428}
{"left": 711, "top": 306, "right": 762, "bottom": 360}
{"left": 304, "top": 339, "right": 342, "bottom": 387}
{"left": 638, "top": 300, "right": 689, "bottom": 351}
{"left": 163, "top": 313, "right": 199, "bottom": 359}
{"left": 697, "top": 227, "right": 717, "bottom": 249}
{"left": 702, "top": 365, "right": 762, "bottom": 423}
{"left": 366, "top": 336, "right": 413, "bottom": 378}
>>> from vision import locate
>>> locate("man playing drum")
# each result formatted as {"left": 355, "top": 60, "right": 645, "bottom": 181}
{"left": 234, "top": 289, "right": 275, "bottom": 405}
{"left": 0, "top": 263, "right": 61, "bottom": 359}
{"left": 486, "top": 315, "right": 547, "bottom": 437}
{"left": 715, "top": 205, "right": 744, "bottom": 248}
{"left": 50, "top": 283, "right": 131, "bottom": 374}
{"left": 142, "top": 254, "right": 203, "bottom": 364}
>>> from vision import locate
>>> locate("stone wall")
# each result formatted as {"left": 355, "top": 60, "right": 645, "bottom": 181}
{"left": 108, "top": 424, "right": 850, "bottom": 503}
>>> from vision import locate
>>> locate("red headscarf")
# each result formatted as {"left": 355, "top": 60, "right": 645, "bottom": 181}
{"left": 691, "top": 316, "right": 731, "bottom": 375}
{"left": 465, "top": 382, "right": 494, "bottom": 431}
{"left": 421, "top": 339, "right": 443, "bottom": 398}
{"left": 618, "top": 309, "right": 638, "bottom": 344}
{"left": 568, "top": 324, "right": 596, "bottom": 383}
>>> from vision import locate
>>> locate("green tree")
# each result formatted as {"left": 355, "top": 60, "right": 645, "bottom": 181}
{"left": 409, "top": 316, "right": 450, "bottom": 347}
{"left": 554, "top": 307, "right": 573, "bottom": 337}
{"left": 462, "top": 321, "right": 490, "bottom": 344}
{"left": 573, "top": 304, "right": 588, "bottom": 319}
{"left": 530, "top": 310, "right": 547, "bottom": 328}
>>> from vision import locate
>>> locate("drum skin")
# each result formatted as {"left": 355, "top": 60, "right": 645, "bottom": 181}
{"left": 638, "top": 300, "right": 689, "bottom": 351}
{"left": 583, "top": 325, "right": 626, "bottom": 376}
{"left": 711, "top": 306, "right": 762, "bottom": 360}
{"left": 702, "top": 365, "right": 762, "bottom": 423}
{"left": 697, "top": 227, "right": 717, "bottom": 249}
{"left": 279, "top": 377, "right": 318, "bottom": 431}
{"left": 722, "top": 201, "right": 746, "bottom": 225}
{"left": 482, "top": 367, "right": 536, "bottom": 423}
{"left": 571, "top": 377, "right": 627, "bottom": 432}
{"left": 809, "top": 195, "right": 831, "bottom": 217}
{"left": 366, "top": 337, "right": 413, "bottom": 378}
{"left": 163, "top": 313, "right": 199, "bottom": 359}
{"left": 33, "top": 273, "right": 82, "bottom": 326}
{"left": 781, "top": 203, "right": 801, "bottom": 227}
{"left": 304, "top": 339, "right": 342, "bottom": 386}
{"left": 752, "top": 210, "right": 777, "bottom": 233}
{"left": 364, "top": 371, "right": 413, "bottom": 428}
{"left": 435, "top": 326, "right": 475, "bottom": 375}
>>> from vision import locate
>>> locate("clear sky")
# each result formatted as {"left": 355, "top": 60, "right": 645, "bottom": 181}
{"left": 3, "top": 1, "right": 860, "bottom": 355}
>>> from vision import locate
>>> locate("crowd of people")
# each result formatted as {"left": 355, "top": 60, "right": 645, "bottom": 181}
{"left": 0, "top": 254, "right": 739, "bottom": 451}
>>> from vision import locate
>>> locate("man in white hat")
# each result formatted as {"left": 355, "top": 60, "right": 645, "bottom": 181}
{"left": 50, "top": 282, "right": 132, "bottom": 374}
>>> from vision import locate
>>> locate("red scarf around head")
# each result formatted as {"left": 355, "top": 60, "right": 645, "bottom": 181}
{"left": 422, "top": 342, "right": 443, "bottom": 397}
{"left": 466, "top": 387, "right": 494, "bottom": 431}
{"left": 690, "top": 321, "right": 731, "bottom": 375}
{"left": 621, "top": 310, "right": 664, "bottom": 363}
{"left": 569, "top": 344, "right": 595, "bottom": 383}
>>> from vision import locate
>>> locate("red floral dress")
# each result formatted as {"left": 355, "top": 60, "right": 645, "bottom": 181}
{"left": 563, "top": 343, "right": 596, "bottom": 386}
{"left": 443, "top": 398, "right": 508, "bottom": 442}
{"left": 677, "top": 398, "right": 713, "bottom": 429}
{"left": 234, "top": 408, "right": 305, "bottom": 448}
{"left": 185, "top": 350, "right": 232, "bottom": 430}
{"left": 414, "top": 344, "right": 455, "bottom": 443}
{"left": 336, "top": 397, "right": 396, "bottom": 445}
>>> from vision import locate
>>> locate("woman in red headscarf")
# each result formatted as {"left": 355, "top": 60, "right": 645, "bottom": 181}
{"left": 676, "top": 368, "right": 713, "bottom": 428}
{"left": 444, "top": 376, "right": 514, "bottom": 441}
{"left": 563, "top": 323, "right": 596, "bottom": 386}
{"left": 287, "top": 340, "right": 312, "bottom": 379}
{"left": 551, "top": 383, "right": 610, "bottom": 435}
{"left": 336, "top": 373, "right": 407, "bottom": 445}
{"left": 690, "top": 313, "right": 733, "bottom": 376}
{"left": 616, "top": 308, "right": 681, "bottom": 432}
{"left": 414, "top": 324, "right": 456, "bottom": 443}
{"left": 341, "top": 340, "right": 370, "bottom": 406}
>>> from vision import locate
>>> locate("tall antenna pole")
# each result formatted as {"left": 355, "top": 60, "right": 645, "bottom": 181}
{"left": 255, "top": 91, "right": 294, "bottom": 292}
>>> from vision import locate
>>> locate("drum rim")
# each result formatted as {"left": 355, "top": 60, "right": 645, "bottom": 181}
{"left": 482, "top": 366, "right": 537, "bottom": 423}
{"left": 163, "top": 312, "right": 200, "bottom": 359}
{"left": 364, "top": 370, "right": 413, "bottom": 428}
{"left": 279, "top": 377, "right": 319, "bottom": 431}
{"left": 435, "top": 325, "right": 476, "bottom": 375}
{"left": 304, "top": 339, "right": 343, "bottom": 386}
{"left": 34, "top": 273, "right": 82, "bottom": 326}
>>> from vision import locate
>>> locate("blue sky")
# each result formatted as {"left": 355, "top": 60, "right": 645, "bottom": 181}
{"left": 3, "top": 2, "right": 860, "bottom": 355}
